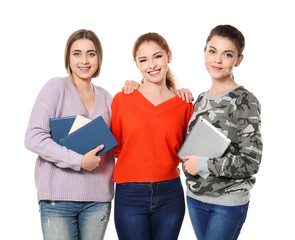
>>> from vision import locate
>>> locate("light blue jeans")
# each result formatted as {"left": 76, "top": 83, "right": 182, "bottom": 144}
{"left": 187, "top": 196, "right": 249, "bottom": 240}
{"left": 40, "top": 201, "right": 111, "bottom": 240}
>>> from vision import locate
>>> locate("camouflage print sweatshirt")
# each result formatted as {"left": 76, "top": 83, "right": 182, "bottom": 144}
{"left": 185, "top": 85, "right": 262, "bottom": 206}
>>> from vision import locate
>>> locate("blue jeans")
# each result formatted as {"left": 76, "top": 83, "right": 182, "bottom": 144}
{"left": 115, "top": 177, "right": 185, "bottom": 240}
{"left": 40, "top": 201, "right": 111, "bottom": 240}
{"left": 187, "top": 196, "right": 249, "bottom": 240}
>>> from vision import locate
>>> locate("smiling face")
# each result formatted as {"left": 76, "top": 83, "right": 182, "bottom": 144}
{"left": 69, "top": 38, "right": 99, "bottom": 82}
{"left": 204, "top": 35, "right": 243, "bottom": 82}
{"left": 135, "top": 41, "right": 171, "bottom": 85}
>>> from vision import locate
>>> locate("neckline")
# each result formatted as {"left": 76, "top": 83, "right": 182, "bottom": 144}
{"left": 206, "top": 85, "right": 241, "bottom": 100}
{"left": 135, "top": 89, "right": 178, "bottom": 108}
{"left": 67, "top": 76, "right": 97, "bottom": 117}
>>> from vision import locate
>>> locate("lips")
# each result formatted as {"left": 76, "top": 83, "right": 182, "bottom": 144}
{"left": 148, "top": 69, "right": 160, "bottom": 76}
{"left": 79, "top": 67, "right": 91, "bottom": 72}
{"left": 211, "top": 66, "right": 222, "bottom": 71}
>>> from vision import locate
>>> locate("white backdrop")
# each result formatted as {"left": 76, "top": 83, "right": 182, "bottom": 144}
{"left": 1, "top": 0, "right": 294, "bottom": 239}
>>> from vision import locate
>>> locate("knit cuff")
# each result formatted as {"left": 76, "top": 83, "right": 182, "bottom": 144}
{"left": 197, "top": 157, "right": 210, "bottom": 179}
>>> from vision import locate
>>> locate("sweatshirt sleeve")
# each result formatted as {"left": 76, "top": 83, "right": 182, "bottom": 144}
{"left": 24, "top": 78, "right": 82, "bottom": 171}
{"left": 207, "top": 92, "right": 263, "bottom": 179}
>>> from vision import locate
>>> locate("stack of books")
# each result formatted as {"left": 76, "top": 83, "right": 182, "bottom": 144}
{"left": 50, "top": 115, "right": 118, "bottom": 156}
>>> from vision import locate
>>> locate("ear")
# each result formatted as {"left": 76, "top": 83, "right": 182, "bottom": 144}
{"left": 234, "top": 55, "right": 244, "bottom": 67}
{"left": 168, "top": 51, "right": 172, "bottom": 63}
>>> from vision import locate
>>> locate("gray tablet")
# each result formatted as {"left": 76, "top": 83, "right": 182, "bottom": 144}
{"left": 178, "top": 116, "right": 231, "bottom": 161}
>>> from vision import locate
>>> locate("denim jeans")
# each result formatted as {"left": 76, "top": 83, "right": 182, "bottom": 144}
{"left": 114, "top": 177, "right": 185, "bottom": 240}
{"left": 187, "top": 196, "right": 249, "bottom": 240}
{"left": 40, "top": 201, "right": 111, "bottom": 240}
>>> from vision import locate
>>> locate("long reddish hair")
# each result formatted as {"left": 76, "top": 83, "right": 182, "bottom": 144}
{"left": 132, "top": 32, "right": 176, "bottom": 92}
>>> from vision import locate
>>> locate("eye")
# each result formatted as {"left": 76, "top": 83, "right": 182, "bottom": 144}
{"left": 209, "top": 50, "right": 215, "bottom": 54}
{"left": 139, "top": 59, "right": 147, "bottom": 63}
{"left": 225, "top": 53, "right": 233, "bottom": 58}
{"left": 73, "top": 52, "right": 80, "bottom": 56}
{"left": 155, "top": 54, "right": 162, "bottom": 59}
{"left": 88, "top": 52, "right": 96, "bottom": 57}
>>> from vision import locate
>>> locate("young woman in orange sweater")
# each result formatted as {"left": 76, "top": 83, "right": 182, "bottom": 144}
{"left": 111, "top": 32, "right": 193, "bottom": 240}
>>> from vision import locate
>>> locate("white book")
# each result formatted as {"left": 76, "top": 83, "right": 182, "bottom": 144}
{"left": 68, "top": 115, "right": 92, "bottom": 135}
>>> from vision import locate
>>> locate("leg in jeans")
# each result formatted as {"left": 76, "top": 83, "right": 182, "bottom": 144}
{"left": 114, "top": 178, "right": 185, "bottom": 240}
{"left": 40, "top": 201, "right": 78, "bottom": 240}
{"left": 40, "top": 201, "right": 111, "bottom": 240}
{"left": 187, "top": 196, "right": 249, "bottom": 240}
{"left": 187, "top": 196, "right": 210, "bottom": 240}
{"left": 115, "top": 183, "right": 152, "bottom": 240}
{"left": 78, "top": 202, "right": 111, "bottom": 240}
{"left": 150, "top": 177, "right": 185, "bottom": 240}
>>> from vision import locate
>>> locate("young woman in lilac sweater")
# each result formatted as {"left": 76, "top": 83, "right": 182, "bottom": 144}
{"left": 25, "top": 29, "right": 137, "bottom": 240}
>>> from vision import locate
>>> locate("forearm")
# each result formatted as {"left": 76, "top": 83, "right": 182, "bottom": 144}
{"left": 25, "top": 101, "right": 82, "bottom": 171}
{"left": 207, "top": 104, "right": 263, "bottom": 179}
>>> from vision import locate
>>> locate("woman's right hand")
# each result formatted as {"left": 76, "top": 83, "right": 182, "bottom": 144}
{"left": 182, "top": 155, "right": 198, "bottom": 176}
{"left": 122, "top": 80, "right": 140, "bottom": 94}
{"left": 175, "top": 88, "right": 194, "bottom": 103}
{"left": 81, "top": 144, "right": 104, "bottom": 171}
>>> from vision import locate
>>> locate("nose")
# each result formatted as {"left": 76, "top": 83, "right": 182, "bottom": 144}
{"left": 149, "top": 59, "right": 157, "bottom": 69}
{"left": 214, "top": 54, "right": 222, "bottom": 64}
{"left": 81, "top": 54, "right": 89, "bottom": 64}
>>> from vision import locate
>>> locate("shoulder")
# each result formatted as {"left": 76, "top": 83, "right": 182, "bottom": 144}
{"left": 170, "top": 96, "right": 194, "bottom": 121}
{"left": 38, "top": 76, "right": 73, "bottom": 99}
{"left": 175, "top": 96, "right": 194, "bottom": 109}
{"left": 195, "top": 91, "right": 207, "bottom": 103}
{"left": 93, "top": 85, "right": 113, "bottom": 103}
{"left": 40, "top": 76, "right": 65, "bottom": 91}
{"left": 30, "top": 77, "right": 70, "bottom": 115}
{"left": 233, "top": 86, "right": 260, "bottom": 105}
{"left": 113, "top": 90, "right": 138, "bottom": 103}
{"left": 36, "top": 76, "right": 69, "bottom": 102}
{"left": 231, "top": 86, "right": 259, "bottom": 103}
{"left": 232, "top": 86, "right": 261, "bottom": 116}
{"left": 44, "top": 76, "right": 70, "bottom": 89}
{"left": 112, "top": 91, "right": 129, "bottom": 109}
{"left": 113, "top": 90, "right": 125, "bottom": 101}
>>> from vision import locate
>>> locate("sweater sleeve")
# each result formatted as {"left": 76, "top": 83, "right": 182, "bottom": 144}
{"left": 110, "top": 92, "right": 122, "bottom": 158}
{"left": 24, "top": 78, "right": 82, "bottom": 171}
{"left": 207, "top": 92, "right": 263, "bottom": 179}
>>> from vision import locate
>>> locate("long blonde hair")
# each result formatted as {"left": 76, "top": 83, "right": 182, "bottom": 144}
{"left": 132, "top": 32, "right": 176, "bottom": 92}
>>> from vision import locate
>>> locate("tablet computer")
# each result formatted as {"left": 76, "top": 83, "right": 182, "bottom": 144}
{"left": 178, "top": 116, "right": 231, "bottom": 161}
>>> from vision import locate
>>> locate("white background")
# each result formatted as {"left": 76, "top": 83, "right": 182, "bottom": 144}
{"left": 1, "top": 0, "right": 294, "bottom": 239}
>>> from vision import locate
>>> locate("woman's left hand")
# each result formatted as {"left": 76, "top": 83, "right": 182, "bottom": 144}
{"left": 122, "top": 80, "right": 140, "bottom": 94}
{"left": 175, "top": 88, "right": 194, "bottom": 103}
{"left": 182, "top": 156, "right": 198, "bottom": 176}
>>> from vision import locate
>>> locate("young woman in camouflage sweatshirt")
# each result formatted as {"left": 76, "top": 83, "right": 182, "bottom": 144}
{"left": 181, "top": 25, "right": 263, "bottom": 240}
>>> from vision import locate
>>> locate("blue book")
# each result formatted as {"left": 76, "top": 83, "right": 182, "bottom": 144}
{"left": 50, "top": 116, "right": 77, "bottom": 145}
{"left": 60, "top": 116, "right": 118, "bottom": 156}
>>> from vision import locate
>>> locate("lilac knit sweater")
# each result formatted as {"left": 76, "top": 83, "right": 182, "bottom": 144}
{"left": 25, "top": 77, "right": 115, "bottom": 202}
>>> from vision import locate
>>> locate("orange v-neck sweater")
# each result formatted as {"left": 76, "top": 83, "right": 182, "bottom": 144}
{"left": 111, "top": 90, "right": 193, "bottom": 183}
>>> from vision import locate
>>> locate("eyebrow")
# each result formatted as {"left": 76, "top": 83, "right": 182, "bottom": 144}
{"left": 72, "top": 49, "right": 97, "bottom": 53}
{"left": 137, "top": 51, "right": 163, "bottom": 60}
{"left": 209, "top": 46, "right": 235, "bottom": 53}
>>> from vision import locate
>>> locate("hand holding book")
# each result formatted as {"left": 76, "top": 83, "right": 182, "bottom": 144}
{"left": 81, "top": 144, "right": 104, "bottom": 171}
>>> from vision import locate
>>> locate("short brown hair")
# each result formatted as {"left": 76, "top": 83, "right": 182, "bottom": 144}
{"left": 64, "top": 29, "right": 103, "bottom": 78}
